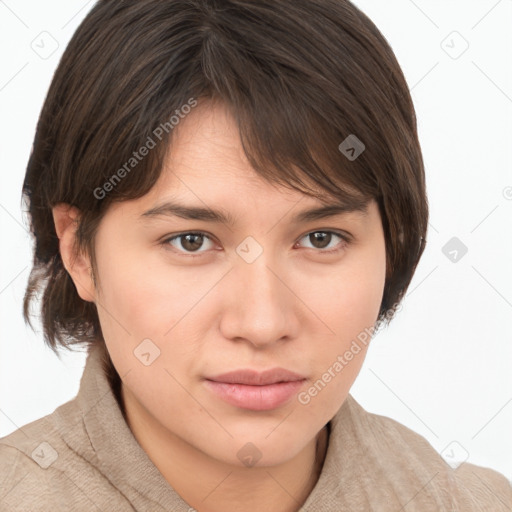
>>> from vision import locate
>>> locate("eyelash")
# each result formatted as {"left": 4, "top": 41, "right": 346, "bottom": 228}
{"left": 160, "top": 230, "right": 351, "bottom": 257}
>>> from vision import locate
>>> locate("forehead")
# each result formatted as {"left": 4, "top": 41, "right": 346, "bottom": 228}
{"left": 107, "top": 99, "right": 374, "bottom": 224}
{"left": 154, "top": 101, "right": 365, "bottom": 200}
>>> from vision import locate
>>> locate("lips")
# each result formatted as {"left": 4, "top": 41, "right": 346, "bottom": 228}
{"left": 204, "top": 368, "right": 306, "bottom": 411}
{"left": 206, "top": 368, "right": 306, "bottom": 386}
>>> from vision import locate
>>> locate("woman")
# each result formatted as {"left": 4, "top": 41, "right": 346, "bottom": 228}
{"left": 1, "top": 0, "right": 510, "bottom": 510}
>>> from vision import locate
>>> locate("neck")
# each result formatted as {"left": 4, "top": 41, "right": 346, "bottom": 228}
{"left": 121, "top": 385, "right": 329, "bottom": 512}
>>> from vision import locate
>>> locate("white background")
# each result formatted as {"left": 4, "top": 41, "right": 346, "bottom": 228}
{"left": 0, "top": 0, "right": 511, "bottom": 482}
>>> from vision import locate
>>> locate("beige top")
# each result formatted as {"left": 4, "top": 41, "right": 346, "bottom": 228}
{"left": 1, "top": 342, "right": 511, "bottom": 511}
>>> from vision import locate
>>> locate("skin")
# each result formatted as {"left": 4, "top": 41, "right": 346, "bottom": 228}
{"left": 53, "top": 100, "right": 387, "bottom": 512}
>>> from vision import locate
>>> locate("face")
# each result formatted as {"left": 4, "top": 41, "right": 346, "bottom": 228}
{"left": 67, "top": 100, "right": 386, "bottom": 467}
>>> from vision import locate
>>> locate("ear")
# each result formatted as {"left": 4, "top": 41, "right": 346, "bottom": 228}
{"left": 52, "top": 203, "right": 96, "bottom": 303}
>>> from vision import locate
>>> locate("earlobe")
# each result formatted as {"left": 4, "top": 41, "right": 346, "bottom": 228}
{"left": 52, "top": 203, "right": 96, "bottom": 303}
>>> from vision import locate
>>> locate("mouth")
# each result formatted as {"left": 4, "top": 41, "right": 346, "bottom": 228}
{"left": 204, "top": 368, "right": 306, "bottom": 411}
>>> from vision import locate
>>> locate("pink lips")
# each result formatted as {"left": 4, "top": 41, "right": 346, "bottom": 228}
{"left": 204, "top": 368, "right": 306, "bottom": 411}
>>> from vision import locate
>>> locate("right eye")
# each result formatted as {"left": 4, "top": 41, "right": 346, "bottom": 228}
{"left": 161, "top": 232, "right": 217, "bottom": 256}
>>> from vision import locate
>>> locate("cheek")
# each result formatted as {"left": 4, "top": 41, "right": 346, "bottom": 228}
{"left": 315, "top": 252, "right": 386, "bottom": 340}
{"left": 91, "top": 243, "right": 172, "bottom": 366}
{"left": 94, "top": 244, "right": 176, "bottom": 328}
{"left": 301, "top": 246, "right": 386, "bottom": 405}
{"left": 94, "top": 245, "right": 217, "bottom": 367}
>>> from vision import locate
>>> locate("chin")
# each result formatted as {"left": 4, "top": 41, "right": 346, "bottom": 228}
{"left": 209, "top": 433, "right": 308, "bottom": 469}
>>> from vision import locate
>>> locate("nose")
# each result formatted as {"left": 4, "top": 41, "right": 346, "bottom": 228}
{"left": 218, "top": 253, "right": 300, "bottom": 349}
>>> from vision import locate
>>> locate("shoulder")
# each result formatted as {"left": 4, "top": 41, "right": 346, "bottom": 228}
{"left": 0, "top": 402, "right": 130, "bottom": 512}
{"left": 340, "top": 395, "right": 512, "bottom": 510}
{"left": 0, "top": 407, "right": 74, "bottom": 512}
{"left": 451, "top": 461, "right": 512, "bottom": 510}
{"left": 0, "top": 442, "right": 60, "bottom": 512}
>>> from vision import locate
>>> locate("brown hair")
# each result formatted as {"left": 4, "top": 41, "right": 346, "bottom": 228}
{"left": 22, "top": 0, "right": 428, "bottom": 365}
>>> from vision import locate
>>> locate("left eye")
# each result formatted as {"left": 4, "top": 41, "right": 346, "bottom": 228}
{"left": 297, "top": 231, "right": 348, "bottom": 252}
{"left": 162, "top": 230, "right": 348, "bottom": 255}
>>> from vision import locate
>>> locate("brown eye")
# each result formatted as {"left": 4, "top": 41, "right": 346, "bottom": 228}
{"left": 180, "top": 233, "right": 205, "bottom": 252}
{"left": 297, "top": 231, "right": 348, "bottom": 253}
{"left": 163, "top": 232, "right": 214, "bottom": 254}
{"left": 309, "top": 232, "right": 332, "bottom": 249}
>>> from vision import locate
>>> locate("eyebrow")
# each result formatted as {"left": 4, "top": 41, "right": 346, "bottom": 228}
{"left": 140, "top": 198, "right": 369, "bottom": 225}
